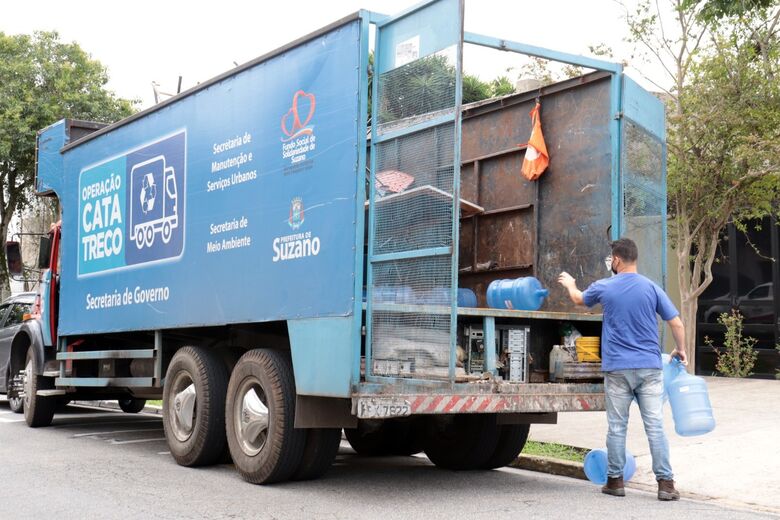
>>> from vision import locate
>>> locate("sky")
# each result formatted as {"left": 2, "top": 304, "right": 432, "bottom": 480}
{"left": 2, "top": 0, "right": 667, "bottom": 110}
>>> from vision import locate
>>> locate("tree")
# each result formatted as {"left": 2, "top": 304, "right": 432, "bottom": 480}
{"left": 622, "top": 1, "right": 780, "bottom": 370}
{"left": 0, "top": 31, "right": 135, "bottom": 297}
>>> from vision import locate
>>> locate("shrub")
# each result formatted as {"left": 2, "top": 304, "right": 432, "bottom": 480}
{"left": 704, "top": 310, "right": 759, "bottom": 378}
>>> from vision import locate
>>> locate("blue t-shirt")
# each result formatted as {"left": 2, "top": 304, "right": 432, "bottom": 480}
{"left": 582, "top": 273, "right": 679, "bottom": 372}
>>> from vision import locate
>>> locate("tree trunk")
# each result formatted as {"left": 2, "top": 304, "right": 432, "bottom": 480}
{"left": 680, "top": 296, "right": 699, "bottom": 373}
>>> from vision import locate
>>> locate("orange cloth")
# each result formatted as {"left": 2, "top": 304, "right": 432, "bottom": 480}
{"left": 520, "top": 102, "right": 549, "bottom": 181}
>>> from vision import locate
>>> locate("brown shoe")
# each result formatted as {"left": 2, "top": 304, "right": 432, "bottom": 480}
{"left": 601, "top": 476, "right": 626, "bottom": 497}
{"left": 657, "top": 479, "right": 680, "bottom": 501}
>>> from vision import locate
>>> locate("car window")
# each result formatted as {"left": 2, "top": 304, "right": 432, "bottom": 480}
{"left": 0, "top": 303, "right": 10, "bottom": 328}
{"left": 4, "top": 302, "right": 30, "bottom": 327}
{"left": 747, "top": 285, "right": 770, "bottom": 299}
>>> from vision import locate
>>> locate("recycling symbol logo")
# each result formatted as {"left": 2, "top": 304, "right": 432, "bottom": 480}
{"left": 140, "top": 172, "right": 157, "bottom": 214}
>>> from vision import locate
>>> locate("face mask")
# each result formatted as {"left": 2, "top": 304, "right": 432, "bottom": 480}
{"left": 605, "top": 255, "right": 617, "bottom": 275}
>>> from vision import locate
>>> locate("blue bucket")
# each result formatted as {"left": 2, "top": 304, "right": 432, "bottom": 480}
{"left": 583, "top": 448, "right": 636, "bottom": 485}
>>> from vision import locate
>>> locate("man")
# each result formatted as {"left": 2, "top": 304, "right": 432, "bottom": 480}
{"left": 558, "top": 237, "right": 687, "bottom": 501}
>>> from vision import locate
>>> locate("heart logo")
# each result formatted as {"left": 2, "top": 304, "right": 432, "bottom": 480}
{"left": 281, "top": 90, "right": 316, "bottom": 139}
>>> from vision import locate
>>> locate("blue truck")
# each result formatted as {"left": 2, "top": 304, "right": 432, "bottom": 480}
{"left": 3, "top": 0, "right": 666, "bottom": 483}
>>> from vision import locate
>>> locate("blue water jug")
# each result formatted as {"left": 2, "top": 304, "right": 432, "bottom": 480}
{"left": 457, "top": 288, "right": 478, "bottom": 308}
{"left": 373, "top": 286, "right": 415, "bottom": 304}
{"left": 486, "top": 277, "right": 549, "bottom": 311}
{"left": 414, "top": 288, "right": 478, "bottom": 307}
{"left": 583, "top": 448, "right": 636, "bottom": 485}
{"left": 661, "top": 353, "right": 677, "bottom": 402}
{"left": 666, "top": 358, "right": 716, "bottom": 437}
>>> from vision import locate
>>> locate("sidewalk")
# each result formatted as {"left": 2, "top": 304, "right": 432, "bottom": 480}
{"left": 529, "top": 377, "right": 780, "bottom": 514}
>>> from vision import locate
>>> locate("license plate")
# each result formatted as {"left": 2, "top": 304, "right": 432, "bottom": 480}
{"left": 357, "top": 397, "right": 412, "bottom": 419}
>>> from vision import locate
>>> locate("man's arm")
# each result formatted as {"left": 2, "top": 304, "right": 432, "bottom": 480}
{"left": 666, "top": 316, "right": 688, "bottom": 365}
{"left": 558, "top": 272, "right": 584, "bottom": 305}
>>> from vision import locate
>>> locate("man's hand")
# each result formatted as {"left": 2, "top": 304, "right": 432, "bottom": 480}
{"left": 670, "top": 348, "right": 688, "bottom": 366}
{"left": 558, "top": 271, "right": 576, "bottom": 290}
{"left": 558, "top": 272, "right": 584, "bottom": 305}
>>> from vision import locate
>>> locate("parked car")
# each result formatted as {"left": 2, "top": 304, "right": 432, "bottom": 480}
{"left": 0, "top": 292, "right": 36, "bottom": 413}
{"left": 702, "top": 283, "right": 774, "bottom": 323}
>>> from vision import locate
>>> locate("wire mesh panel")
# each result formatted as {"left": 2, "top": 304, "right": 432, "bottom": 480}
{"left": 368, "top": 0, "right": 463, "bottom": 380}
{"left": 622, "top": 120, "right": 665, "bottom": 286}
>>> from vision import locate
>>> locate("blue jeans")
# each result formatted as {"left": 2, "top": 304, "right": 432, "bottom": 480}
{"left": 604, "top": 369, "right": 673, "bottom": 481}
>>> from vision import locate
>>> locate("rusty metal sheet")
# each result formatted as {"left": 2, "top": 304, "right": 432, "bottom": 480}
{"left": 458, "top": 72, "right": 613, "bottom": 313}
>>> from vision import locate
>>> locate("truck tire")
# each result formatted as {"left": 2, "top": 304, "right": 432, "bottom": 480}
{"left": 345, "top": 419, "right": 423, "bottom": 456}
{"left": 225, "top": 349, "right": 305, "bottom": 484}
{"left": 23, "top": 347, "right": 56, "bottom": 428}
{"left": 118, "top": 398, "right": 146, "bottom": 414}
{"left": 423, "top": 414, "right": 499, "bottom": 470}
{"left": 481, "top": 423, "right": 530, "bottom": 469}
{"left": 8, "top": 394, "right": 24, "bottom": 413}
{"left": 162, "top": 346, "right": 229, "bottom": 467}
{"left": 344, "top": 420, "right": 388, "bottom": 456}
{"left": 291, "top": 428, "right": 341, "bottom": 481}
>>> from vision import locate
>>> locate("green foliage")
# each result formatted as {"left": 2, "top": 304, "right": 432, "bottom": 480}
{"left": 0, "top": 31, "right": 135, "bottom": 295}
{"left": 463, "top": 74, "right": 491, "bottom": 104}
{"left": 776, "top": 343, "right": 780, "bottom": 379}
{"left": 490, "top": 76, "right": 516, "bottom": 97}
{"left": 371, "top": 52, "right": 515, "bottom": 123}
{"left": 683, "top": 0, "right": 777, "bottom": 21}
{"left": 704, "top": 310, "right": 759, "bottom": 377}
{"left": 521, "top": 441, "right": 587, "bottom": 463}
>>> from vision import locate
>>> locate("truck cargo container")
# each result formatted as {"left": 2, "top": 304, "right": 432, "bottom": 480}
{"left": 3, "top": 0, "right": 666, "bottom": 483}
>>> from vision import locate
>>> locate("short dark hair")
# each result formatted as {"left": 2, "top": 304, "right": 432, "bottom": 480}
{"left": 611, "top": 238, "right": 638, "bottom": 263}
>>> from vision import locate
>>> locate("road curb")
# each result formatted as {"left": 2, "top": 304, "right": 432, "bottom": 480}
{"left": 72, "top": 400, "right": 162, "bottom": 415}
{"left": 511, "top": 454, "right": 587, "bottom": 480}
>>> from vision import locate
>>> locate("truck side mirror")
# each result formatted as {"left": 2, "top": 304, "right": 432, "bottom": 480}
{"left": 38, "top": 236, "right": 52, "bottom": 269}
{"left": 5, "top": 241, "right": 23, "bottom": 278}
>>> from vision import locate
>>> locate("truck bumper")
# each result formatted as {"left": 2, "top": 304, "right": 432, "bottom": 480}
{"left": 352, "top": 382, "right": 605, "bottom": 419}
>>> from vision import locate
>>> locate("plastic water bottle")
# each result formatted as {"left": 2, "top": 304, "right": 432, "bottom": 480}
{"left": 583, "top": 448, "right": 636, "bottom": 485}
{"left": 548, "top": 345, "right": 567, "bottom": 382}
{"left": 486, "top": 277, "right": 549, "bottom": 311}
{"left": 666, "top": 358, "right": 716, "bottom": 437}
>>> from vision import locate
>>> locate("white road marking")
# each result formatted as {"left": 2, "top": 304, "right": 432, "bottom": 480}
{"left": 109, "top": 437, "right": 167, "bottom": 445}
{"left": 0, "top": 417, "right": 24, "bottom": 423}
{"left": 72, "top": 428, "right": 161, "bottom": 438}
{"left": 157, "top": 451, "right": 171, "bottom": 455}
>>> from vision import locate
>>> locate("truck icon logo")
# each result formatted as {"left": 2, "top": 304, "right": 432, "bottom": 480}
{"left": 129, "top": 155, "right": 179, "bottom": 249}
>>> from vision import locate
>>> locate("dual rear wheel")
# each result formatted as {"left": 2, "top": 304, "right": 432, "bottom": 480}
{"left": 162, "top": 347, "right": 340, "bottom": 483}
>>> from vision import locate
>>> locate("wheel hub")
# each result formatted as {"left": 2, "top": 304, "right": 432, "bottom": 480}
{"left": 236, "top": 384, "right": 269, "bottom": 456}
{"left": 23, "top": 359, "right": 33, "bottom": 408}
{"left": 170, "top": 380, "right": 196, "bottom": 442}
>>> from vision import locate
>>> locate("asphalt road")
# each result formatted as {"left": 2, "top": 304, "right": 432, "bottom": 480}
{"left": 0, "top": 399, "right": 774, "bottom": 520}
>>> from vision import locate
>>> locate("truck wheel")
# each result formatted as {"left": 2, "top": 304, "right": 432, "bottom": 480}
{"left": 23, "top": 347, "right": 56, "bottom": 427}
{"left": 423, "top": 414, "right": 499, "bottom": 470}
{"left": 162, "top": 221, "right": 172, "bottom": 244}
{"left": 134, "top": 230, "right": 144, "bottom": 249}
{"left": 118, "top": 398, "right": 147, "bottom": 414}
{"left": 345, "top": 419, "right": 422, "bottom": 456}
{"left": 291, "top": 428, "right": 341, "bottom": 481}
{"left": 344, "top": 420, "right": 388, "bottom": 456}
{"left": 8, "top": 394, "right": 24, "bottom": 413}
{"left": 225, "top": 349, "right": 305, "bottom": 484}
{"left": 144, "top": 226, "right": 154, "bottom": 247}
{"left": 162, "top": 346, "right": 229, "bottom": 467}
{"left": 481, "top": 423, "right": 530, "bottom": 469}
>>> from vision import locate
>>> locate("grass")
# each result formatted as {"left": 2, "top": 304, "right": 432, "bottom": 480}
{"left": 522, "top": 440, "right": 589, "bottom": 463}
{"left": 147, "top": 399, "right": 163, "bottom": 407}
